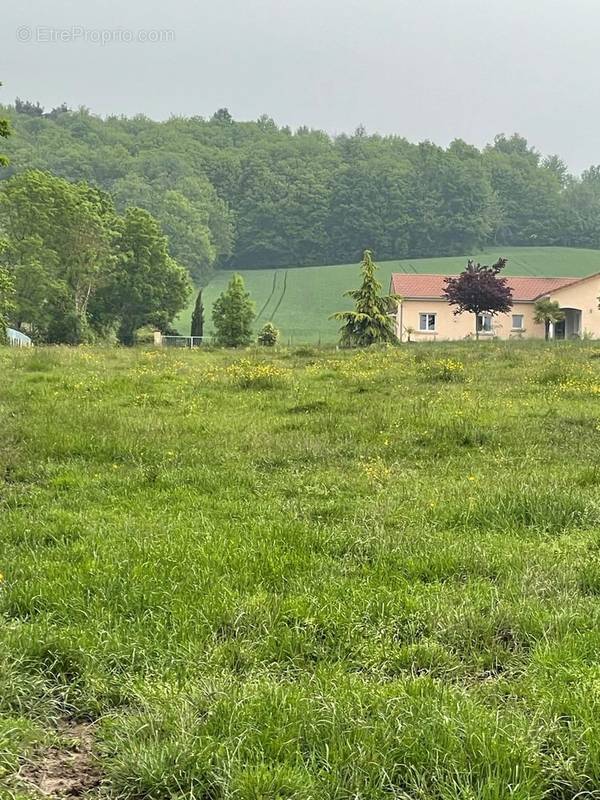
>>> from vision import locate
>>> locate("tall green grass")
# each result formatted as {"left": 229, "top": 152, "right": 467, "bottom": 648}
{"left": 3, "top": 341, "right": 600, "bottom": 797}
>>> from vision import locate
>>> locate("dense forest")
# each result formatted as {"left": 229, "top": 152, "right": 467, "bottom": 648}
{"left": 2, "top": 100, "right": 600, "bottom": 287}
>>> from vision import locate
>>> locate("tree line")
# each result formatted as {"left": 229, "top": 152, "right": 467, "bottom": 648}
{"left": 0, "top": 84, "right": 194, "bottom": 345}
{"left": 0, "top": 169, "right": 190, "bottom": 344}
{"left": 2, "top": 101, "right": 600, "bottom": 287}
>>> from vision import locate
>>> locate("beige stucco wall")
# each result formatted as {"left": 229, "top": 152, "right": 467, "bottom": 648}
{"left": 395, "top": 299, "right": 545, "bottom": 341}
{"left": 548, "top": 274, "right": 600, "bottom": 338}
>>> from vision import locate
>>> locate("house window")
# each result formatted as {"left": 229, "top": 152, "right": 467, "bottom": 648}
{"left": 512, "top": 314, "right": 524, "bottom": 330}
{"left": 476, "top": 313, "right": 493, "bottom": 333}
{"left": 419, "top": 313, "right": 437, "bottom": 332}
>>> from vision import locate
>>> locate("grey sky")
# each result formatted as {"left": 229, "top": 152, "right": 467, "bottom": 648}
{"left": 2, "top": 0, "right": 599, "bottom": 173}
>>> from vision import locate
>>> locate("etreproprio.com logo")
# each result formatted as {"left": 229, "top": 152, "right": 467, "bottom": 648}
{"left": 16, "top": 25, "right": 175, "bottom": 45}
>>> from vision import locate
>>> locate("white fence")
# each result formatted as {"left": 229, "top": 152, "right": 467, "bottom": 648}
{"left": 158, "top": 334, "right": 207, "bottom": 348}
{"left": 155, "top": 331, "right": 334, "bottom": 347}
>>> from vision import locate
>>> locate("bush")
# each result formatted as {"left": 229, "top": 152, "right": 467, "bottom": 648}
{"left": 257, "top": 322, "right": 279, "bottom": 347}
{"left": 45, "top": 310, "right": 92, "bottom": 345}
{"left": 135, "top": 325, "right": 158, "bottom": 344}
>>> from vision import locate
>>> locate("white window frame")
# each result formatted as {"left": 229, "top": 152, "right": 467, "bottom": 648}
{"left": 476, "top": 313, "right": 493, "bottom": 334}
{"left": 419, "top": 312, "right": 437, "bottom": 332}
{"left": 511, "top": 314, "right": 525, "bottom": 331}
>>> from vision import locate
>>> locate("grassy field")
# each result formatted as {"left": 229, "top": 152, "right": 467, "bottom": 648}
{"left": 177, "top": 246, "right": 600, "bottom": 342}
{"left": 3, "top": 341, "right": 600, "bottom": 797}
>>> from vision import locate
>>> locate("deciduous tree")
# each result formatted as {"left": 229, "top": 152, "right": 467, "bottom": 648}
{"left": 95, "top": 207, "right": 191, "bottom": 345}
{"left": 0, "top": 170, "right": 117, "bottom": 342}
{"left": 443, "top": 258, "right": 513, "bottom": 340}
{"left": 0, "top": 257, "right": 15, "bottom": 343}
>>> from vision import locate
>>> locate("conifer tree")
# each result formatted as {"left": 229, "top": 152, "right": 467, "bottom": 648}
{"left": 191, "top": 289, "right": 204, "bottom": 339}
{"left": 212, "top": 274, "right": 255, "bottom": 347}
{"left": 332, "top": 250, "right": 400, "bottom": 346}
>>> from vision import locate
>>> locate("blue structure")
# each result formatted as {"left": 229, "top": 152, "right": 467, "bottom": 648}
{"left": 6, "top": 328, "right": 33, "bottom": 347}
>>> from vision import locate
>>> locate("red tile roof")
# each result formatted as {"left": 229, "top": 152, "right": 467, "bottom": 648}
{"left": 390, "top": 273, "right": 581, "bottom": 302}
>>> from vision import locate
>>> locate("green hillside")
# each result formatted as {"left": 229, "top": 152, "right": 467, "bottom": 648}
{"left": 177, "top": 247, "right": 600, "bottom": 343}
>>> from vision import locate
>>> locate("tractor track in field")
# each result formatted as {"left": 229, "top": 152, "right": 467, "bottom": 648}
{"left": 510, "top": 257, "right": 539, "bottom": 277}
{"left": 397, "top": 262, "right": 418, "bottom": 274}
{"left": 270, "top": 270, "right": 288, "bottom": 321}
{"left": 256, "top": 271, "right": 279, "bottom": 322}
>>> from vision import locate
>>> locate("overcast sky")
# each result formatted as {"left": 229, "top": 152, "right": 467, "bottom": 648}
{"left": 2, "top": 0, "right": 598, "bottom": 173}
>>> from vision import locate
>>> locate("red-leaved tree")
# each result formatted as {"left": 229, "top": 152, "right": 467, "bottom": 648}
{"left": 443, "top": 258, "right": 513, "bottom": 340}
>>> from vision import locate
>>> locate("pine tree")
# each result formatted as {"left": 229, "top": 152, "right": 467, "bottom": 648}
{"left": 191, "top": 289, "right": 204, "bottom": 339}
{"left": 332, "top": 250, "right": 400, "bottom": 346}
{"left": 212, "top": 274, "right": 255, "bottom": 347}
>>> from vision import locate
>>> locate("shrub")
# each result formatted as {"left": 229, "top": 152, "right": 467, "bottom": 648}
{"left": 135, "top": 325, "right": 158, "bottom": 344}
{"left": 258, "top": 322, "right": 279, "bottom": 347}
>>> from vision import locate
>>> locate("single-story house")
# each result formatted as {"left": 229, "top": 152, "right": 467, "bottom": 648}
{"left": 390, "top": 272, "right": 600, "bottom": 341}
{"left": 6, "top": 328, "right": 33, "bottom": 347}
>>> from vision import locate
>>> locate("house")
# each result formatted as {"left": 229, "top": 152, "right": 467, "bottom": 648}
{"left": 6, "top": 328, "right": 33, "bottom": 347}
{"left": 390, "top": 272, "right": 600, "bottom": 341}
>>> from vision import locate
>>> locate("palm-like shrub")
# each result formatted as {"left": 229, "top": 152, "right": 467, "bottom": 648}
{"left": 534, "top": 298, "right": 565, "bottom": 340}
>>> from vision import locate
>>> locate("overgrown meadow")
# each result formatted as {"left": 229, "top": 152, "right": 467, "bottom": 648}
{"left": 3, "top": 342, "right": 600, "bottom": 799}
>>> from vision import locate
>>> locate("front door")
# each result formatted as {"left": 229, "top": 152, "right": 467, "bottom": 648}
{"left": 554, "top": 319, "right": 566, "bottom": 340}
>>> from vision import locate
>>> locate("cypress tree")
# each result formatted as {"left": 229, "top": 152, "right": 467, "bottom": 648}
{"left": 191, "top": 289, "right": 204, "bottom": 339}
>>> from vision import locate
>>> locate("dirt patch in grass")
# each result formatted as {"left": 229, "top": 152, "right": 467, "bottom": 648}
{"left": 19, "top": 722, "right": 101, "bottom": 798}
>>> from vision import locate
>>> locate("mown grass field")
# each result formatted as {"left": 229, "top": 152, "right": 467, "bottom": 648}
{"left": 177, "top": 246, "right": 600, "bottom": 342}
{"left": 4, "top": 341, "right": 600, "bottom": 798}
